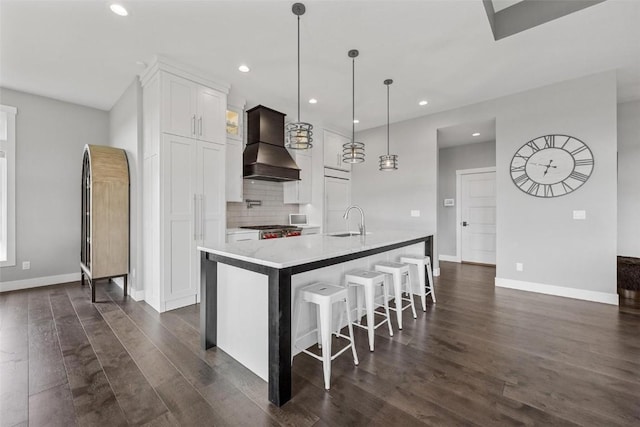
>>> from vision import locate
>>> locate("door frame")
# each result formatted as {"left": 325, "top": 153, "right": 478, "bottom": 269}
{"left": 455, "top": 166, "right": 496, "bottom": 263}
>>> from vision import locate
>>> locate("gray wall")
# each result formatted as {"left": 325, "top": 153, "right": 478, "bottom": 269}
{"left": 353, "top": 71, "right": 617, "bottom": 297}
{"left": 108, "top": 78, "right": 142, "bottom": 293}
{"left": 437, "top": 141, "right": 496, "bottom": 257}
{"left": 617, "top": 100, "right": 640, "bottom": 257}
{"left": 0, "top": 88, "right": 109, "bottom": 282}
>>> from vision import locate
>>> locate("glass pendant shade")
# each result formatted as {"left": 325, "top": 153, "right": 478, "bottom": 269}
{"left": 286, "top": 122, "right": 313, "bottom": 149}
{"left": 379, "top": 78, "right": 398, "bottom": 171}
{"left": 286, "top": 3, "right": 313, "bottom": 150}
{"left": 379, "top": 154, "right": 398, "bottom": 171}
{"left": 343, "top": 49, "right": 365, "bottom": 163}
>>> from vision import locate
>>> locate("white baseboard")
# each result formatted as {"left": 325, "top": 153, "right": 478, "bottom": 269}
{"left": 0, "top": 272, "right": 81, "bottom": 293}
{"left": 110, "top": 277, "right": 145, "bottom": 301}
{"left": 495, "top": 277, "right": 618, "bottom": 305}
{"left": 439, "top": 254, "right": 460, "bottom": 263}
{"left": 433, "top": 267, "right": 441, "bottom": 277}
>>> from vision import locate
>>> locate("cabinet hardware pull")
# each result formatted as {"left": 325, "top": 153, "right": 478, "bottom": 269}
{"left": 194, "top": 195, "right": 198, "bottom": 239}
{"left": 199, "top": 117, "right": 203, "bottom": 136}
{"left": 200, "top": 194, "right": 205, "bottom": 240}
{"left": 192, "top": 115, "right": 196, "bottom": 135}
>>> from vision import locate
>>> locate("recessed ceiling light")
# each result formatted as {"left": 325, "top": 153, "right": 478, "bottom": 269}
{"left": 308, "top": 98, "right": 318, "bottom": 104}
{"left": 110, "top": 4, "right": 128, "bottom": 16}
{"left": 419, "top": 100, "right": 428, "bottom": 106}
{"left": 472, "top": 132, "right": 481, "bottom": 137}
{"left": 353, "top": 119, "right": 360, "bottom": 124}
{"left": 238, "top": 65, "right": 250, "bottom": 73}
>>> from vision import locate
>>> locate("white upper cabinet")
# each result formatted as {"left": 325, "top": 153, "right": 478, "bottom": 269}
{"left": 162, "top": 72, "right": 225, "bottom": 144}
{"left": 284, "top": 150, "right": 312, "bottom": 204}
{"left": 225, "top": 102, "right": 245, "bottom": 202}
{"left": 163, "top": 73, "right": 197, "bottom": 138}
{"left": 197, "top": 87, "right": 226, "bottom": 144}
{"left": 323, "top": 129, "right": 351, "bottom": 172}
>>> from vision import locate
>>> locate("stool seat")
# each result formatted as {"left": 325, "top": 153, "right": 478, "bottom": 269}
{"left": 293, "top": 282, "right": 359, "bottom": 390}
{"left": 345, "top": 270, "right": 393, "bottom": 352}
{"left": 374, "top": 261, "right": 417, "bottom": 329}
{"left": 400, "top": 255, "right": 436, "bottom": 310}
{"left": 375, "top": 261, "right": 409, "bottom": 271}
{"left": 300, "top": 282, "right": 348, "bottom": 305}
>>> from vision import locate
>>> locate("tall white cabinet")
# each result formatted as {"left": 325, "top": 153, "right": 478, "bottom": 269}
{"left": 141, "top": 57, "right": 229, "bottom": 312}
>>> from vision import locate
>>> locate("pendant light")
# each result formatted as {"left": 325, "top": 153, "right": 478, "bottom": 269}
{"left": 286, "top": 3, "right": 313, "bottom": 150}
{"left": 342, "top": 49, "right": 365, "bottom": 163}
{"left": 379, "top": 79, "right": 398, "bottom": 171}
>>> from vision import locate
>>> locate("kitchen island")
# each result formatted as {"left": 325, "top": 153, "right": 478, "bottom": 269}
{"left": 198, "top": 230, "right": 433, "bottom": 406}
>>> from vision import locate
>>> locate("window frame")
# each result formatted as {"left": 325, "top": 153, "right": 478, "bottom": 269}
{"left": 0, "top": 104, "right": 17, "bottom": 267}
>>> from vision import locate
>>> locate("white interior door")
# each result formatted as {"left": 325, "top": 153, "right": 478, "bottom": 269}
{"left": 324, "top": 176, "right": 350, "bottom": 233}
{"left": 460, "top": 171, "right": 496, "bottom": 264}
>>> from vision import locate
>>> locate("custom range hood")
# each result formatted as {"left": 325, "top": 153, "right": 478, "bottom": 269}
{"left": 243, "top": 105, "right": 300, "bottom": 182}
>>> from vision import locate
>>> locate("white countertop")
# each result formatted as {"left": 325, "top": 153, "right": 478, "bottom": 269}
{"left": 198, "top": 230, "right": 432, "bottom": 269}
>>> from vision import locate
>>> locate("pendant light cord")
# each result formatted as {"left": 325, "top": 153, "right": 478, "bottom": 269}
{"left": 352, "top": 57, "right": 355, "bottom": 142}
{"left": 297, "top": 15, "right": 301, "bottom": 123}
{"left": 386, "top": 84, "right": 390, "bottom": 155}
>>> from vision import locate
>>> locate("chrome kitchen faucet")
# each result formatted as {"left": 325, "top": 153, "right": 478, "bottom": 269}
{"left": 343, "top": 205, "right": 366, "bottom": 236}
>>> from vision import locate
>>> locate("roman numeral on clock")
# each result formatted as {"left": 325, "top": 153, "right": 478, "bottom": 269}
{"left": 513, "top": 173, "right": 529, "bottom": 185}
{"left": 526, "top": 141, "right": 540, "bottom": 152}
{"left": 543, "top": 135, "right": 555, "bottom": 148}
{"left": 526, "top": 182, "right": 539, "bottom": 195}
{"left": 510, "top": 165, "right": 525, "bottom": 173}
{"left": 569, "top": 171, "right": 589, "bottom": 182}
{"left": 544, "top": 185, "right": 554, "bottom": 197}
{"left": 574, "top": 158, "right": 593, "bottom": 167}
{"left": 570, "top": 145, "right": 588, "bottom": 156}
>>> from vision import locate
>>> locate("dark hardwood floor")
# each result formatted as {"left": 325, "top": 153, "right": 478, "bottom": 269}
{"left": 1, "top": 262, "right": 639, "bottom": 426}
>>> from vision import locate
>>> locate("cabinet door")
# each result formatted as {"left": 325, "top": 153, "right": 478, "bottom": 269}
{"left": 323, "top": 130, "right": 351, "bottom": 171}
{"left": 324, "top": 176, "right": 351, "bottom": 233}
{"left": 284, "top": 152, "right": 312, "bottom": 204}
{"left": 197, "top": 141, "right": 226, "bottom": 250}
{"left": 225, "top": 139, "right": 243, "bottom": 202}
{"left": 162, "top": 134, "right": 198, "bottom": 302}
{"left": 163, "top": 74, "right": 197, "bottom": 138}
{"left": 197, "top": 86, "right": 226, "bottom": 144}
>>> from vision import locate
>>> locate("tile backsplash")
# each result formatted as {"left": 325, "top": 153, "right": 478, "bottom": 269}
{"left": 227, "top": 180, "right": 298, "bottom": 228}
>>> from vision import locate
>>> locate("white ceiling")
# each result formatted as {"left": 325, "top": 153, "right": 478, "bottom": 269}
{"left": 437, "top": 118, "right": 496, "bottom": 149}
{"left": 1, "top": 1, "right": 638, "bottom": 134}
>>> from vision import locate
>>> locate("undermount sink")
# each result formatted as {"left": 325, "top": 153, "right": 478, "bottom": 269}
{"left": 331, "top": 232, "right": 362, "bottom": 237}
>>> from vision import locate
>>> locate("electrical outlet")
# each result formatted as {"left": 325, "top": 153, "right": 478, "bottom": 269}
{"left": 573, "top": 210, "right": 586, "bottom": 220}
{"left": 22, "top": 261, "right": 30, "bottom": 270}
{"left": 410, "top": 210, "right": 420, "bottom": 217}
{"left": 516, "top": 262, "right": 523, "bottom": 272}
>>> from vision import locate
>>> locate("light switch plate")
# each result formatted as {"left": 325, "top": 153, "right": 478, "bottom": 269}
{"left": 410, "top": 210, "right": 420, "bottom": 217}
{"left": 573, "top": 210, "right": 586, "bottom": 220}
{"left": 22, "top": 261, "right": 30, "bottom": 270}
{"left": 516, "top": 262, "right": 523, "bottom": 272}
{"left": 443, "top": 199, "right": 455, "bottom": 207}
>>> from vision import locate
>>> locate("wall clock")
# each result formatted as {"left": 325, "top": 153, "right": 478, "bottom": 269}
{"left": 510, "top": 134, "right": 594, "bottom": 198}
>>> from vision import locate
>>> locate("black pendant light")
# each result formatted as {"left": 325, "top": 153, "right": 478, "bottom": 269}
{"left": 342, "top": 49, "right": 365, "bottom": 163}
{"left": 379, "top": 79, "right": 398, "bottom": 171}
{"left": 286, "top": 3, "right": 313, "bottom": 150}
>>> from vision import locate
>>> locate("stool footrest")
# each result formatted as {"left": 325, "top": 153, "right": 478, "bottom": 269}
{"left": 299, "top": 341, "right": 354, "bottom": 363}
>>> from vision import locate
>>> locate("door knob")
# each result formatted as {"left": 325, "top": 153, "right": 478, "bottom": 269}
{"left": 462, "top": 221, "right": 468, "bottom": 227}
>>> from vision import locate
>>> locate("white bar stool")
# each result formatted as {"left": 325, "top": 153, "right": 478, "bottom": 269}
{"left": 293, "top": 282, "right": 359, "bottom": 390}
{"left": 374, "top": 261, "right": 417, "bottom": 330}
{"left": 344, "top": 270, "right": 393, "bottom": 352}
{"left": 400, "top": 255, "right": 436, "bottom": 311}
